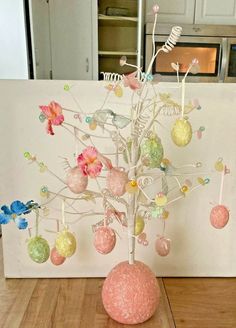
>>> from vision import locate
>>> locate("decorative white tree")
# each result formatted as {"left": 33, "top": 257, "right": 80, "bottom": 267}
{"left": 0, "top": 5, "right": 230, "bottom": 325}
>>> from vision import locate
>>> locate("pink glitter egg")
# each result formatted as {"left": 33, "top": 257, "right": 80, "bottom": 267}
{"left": 210, "top": 205, "right": 229, "bottom": 229}
{"left": 94, "top": 226, "right": 116, "bottom": 254}
{"left": 50, "top": 247, "right": 66, "bottom": 266}
{"left": 102, "top": 261, "right": 160, "bottom": 324}
{"left": 106, "top": 168, "right": 128, "bottom": 196}
{"left": 155, "top": 236, "right": 171, "bottom": 257}
{"left": 66, "top": 166, "right": 88, "bottom": 194}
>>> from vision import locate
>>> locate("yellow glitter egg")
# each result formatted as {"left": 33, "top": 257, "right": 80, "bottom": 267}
{"left": 134, "top": 216, "right": 145, "bottom": 236}
{"left": 155, "top": 193, "right": 167, "bottom": 206}
{"left": 55, "top": 230, "right": 76, "bottom": 258}
{"left": 171, "top": 118, "right": 192, "bottom": 147}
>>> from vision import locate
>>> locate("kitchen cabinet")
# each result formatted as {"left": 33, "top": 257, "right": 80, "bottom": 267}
{"left": 146, "top": 0, "right": 236, "bottom": 25}
{"left": 97, "top": 0, "right": 144, "bottom": 78}
{"left": 146, "top": 0, "right": 196, "bottom": 24}
{"left": 195, "top": 0, "right": 236, "bottom": 25}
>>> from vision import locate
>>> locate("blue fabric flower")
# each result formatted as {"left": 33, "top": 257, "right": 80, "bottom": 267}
{"left": 15, "top": 217, "right": 28, "bottom": 229}
{"left": 0, "top": 200, "right": 39, "bottom": 230}
{"left": 0, "top": 213, "right": 11, "bottom": 224}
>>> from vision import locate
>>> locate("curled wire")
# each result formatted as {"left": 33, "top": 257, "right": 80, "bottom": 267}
{"left": 101, "top": 72, "right": 123, "bottom": 82}
{"left": 160, "top": 26, "right": 182, "bottom": 53}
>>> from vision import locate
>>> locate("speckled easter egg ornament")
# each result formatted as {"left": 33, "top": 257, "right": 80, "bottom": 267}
{"left": 106, "top": 167, "right": 128, "bottom": 196}
{"left": 210, "top": 205, "right": 229, "bottom": 229}
{"left": 94, "top": 226, "right": 116, "bottom": 254}
{"left": 27, "top": 236, "right": 50, "bottom": 263}
{"left": 141, "top": 133, "right": 164, "bottom": 168}
{"left": 66, "top": 166, "right": 88, "bottom": 194}
{"left": 55, "top": 229, "right": 76, "bottom": 257}
{"left": 102, "top": 261, "right": 160, "bottom": 324}
{"left": 155, "top": 236, "right": 171, "bottom": 257}
{"left": 134, "top": 216, "right": 145, "bottom": 236}
{"left": 50, "top": 247, "right": 66, "bottom": 266}
{"left": 171, "top": 118, "right": 192, "bottom": 147}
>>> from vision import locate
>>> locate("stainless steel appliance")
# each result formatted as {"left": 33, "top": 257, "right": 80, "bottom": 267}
{"left": 145, "top": 24, "right": 236, "bottom": 82}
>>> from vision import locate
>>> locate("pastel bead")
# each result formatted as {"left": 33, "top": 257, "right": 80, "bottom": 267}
{"left": 50, "top": 247, "right": 66, "bottom": 266}
{"left": 55, "top": 230, "right": 76, "bottom": 257}
{"left": 210, "top": 205, "right": 229, "bottom": 229}
{"left": 27, "top": 236, "right": 50, "bottom": 263}
{"left": 171, "top": 118, "right": 192, "bottom": 147}
{"left": 155, "top": 237, "right": 171, "bottom": 257}
{"left": 106, "top": 168, "right": 128, "bottom": 196}
{"left": 66, "top": 167, "right": 88, "bottom": 194}
{"left": 102, "top": 261, "right": 160, "bottom": 324}
{"left": 94, "top": 226, "right": 116, "bottom": 254}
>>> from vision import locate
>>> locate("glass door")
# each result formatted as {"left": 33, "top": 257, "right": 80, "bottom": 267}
{"left": 145, "top": 36, "right": 222, "bottom": 82}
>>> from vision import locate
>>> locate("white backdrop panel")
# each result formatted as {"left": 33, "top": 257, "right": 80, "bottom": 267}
{"left": 0, "top": 80, "right": 235, "bottom": 277}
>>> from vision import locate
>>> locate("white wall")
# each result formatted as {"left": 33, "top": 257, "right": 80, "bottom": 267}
{"left": 0, "top": 0, "right": 29, "bottom": 79}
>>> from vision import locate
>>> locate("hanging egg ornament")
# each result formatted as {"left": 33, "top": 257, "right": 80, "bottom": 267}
{"left": 134, "top": 215, "right": 145, "bottom": 236}
{"left": 94, "top": 226, "right": 116, "bottom": 254}
{"left": 27, "top": 236, "right": 50, "bottom": 263}
{"left": 55, "top": 229, "right": 76, "bottom": 257}
{"left": 141, "top": 133, "right": 164, "bottom": 168}
{"left": 210, "top": 205, "right": 229, "bottom": 229}
{"left": 50, "top": 247, "right": 66, "bottom": 266}
{"left": 155, "top": 236, "right": 171, "bottom": 257}
{"left": 107, "top": 167, "right": 128, "bottom": 197}
{"left": 171, "top": 118, "right": 192, "bottom": 147}
{"left": 66, "top": 166, "right": 88, "bottom": 194}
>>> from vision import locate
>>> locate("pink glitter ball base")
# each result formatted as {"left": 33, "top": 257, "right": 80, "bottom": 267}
{"left": 210, "top": 204, "right": 229, "bottom": 229}
{"left": 102, "top": 261, "right": 160, "bottom": 324}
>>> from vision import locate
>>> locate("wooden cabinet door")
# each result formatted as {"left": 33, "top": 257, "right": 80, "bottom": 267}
{"left": 195, "top": 0, "right": 236, "bottom": 25}
{"left": 49, "top": 0, "right": 98, "bottom": 80}
{"left": 146, "top": 0, "right": 196, "bottom": 24}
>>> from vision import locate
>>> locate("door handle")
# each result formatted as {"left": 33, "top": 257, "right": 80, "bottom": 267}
{"left": 219, "top": 38, "right": 228, "bottom": 83}
{"left": 86, "top": 58, "right": 89, "bottom": 73}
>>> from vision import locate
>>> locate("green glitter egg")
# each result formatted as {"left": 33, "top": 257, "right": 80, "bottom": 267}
{"left": 141, "top": 134, "right": 164, "bottom": 168}
{"left": 123, "top": 140, "right": 141, "bottom": 164}
{"left": 55, "top": 230, "right": 76, "bottom": 258}
{"left": 27, "top": 236, "right": 50, "bottom": 263}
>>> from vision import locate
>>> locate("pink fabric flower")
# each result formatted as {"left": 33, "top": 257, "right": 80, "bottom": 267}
{"left": 77, "top": 147, "right": 103, "bottom": 178}
{"left": 39, "top": 101, "right": 64, "bottom": 135}
{"left": 123, "top": 71, "right": 142, "bottom": 90}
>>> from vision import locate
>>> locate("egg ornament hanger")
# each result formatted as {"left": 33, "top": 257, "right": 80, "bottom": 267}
{"left": 0, "top": 3, "right": 230, "bottom": 326}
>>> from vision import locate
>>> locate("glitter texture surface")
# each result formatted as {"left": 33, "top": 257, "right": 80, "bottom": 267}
{"left": 50, "top": 247, "right": 66, "bottom": 265}
{"left": 55, "top": 230, "right": 76, "bottom": 257}
{"left": 94, "top": 226, "right": 116, "bottom": 254}
{"left": 102, "top": 261, "right": 160, "bottom": 324}
{"left": 66, "top": 167, "right": 88, "bottom": 194}
{"left": 155, "top": 236, "right": 171, "bottom": 256}
{"left": 210, "top": 205, "right": 229, "bottom": 229}
{"left": 141, "top": 135, "right": 164, "bottom": 168}
{"left": 171, "top": 118, "right": 192, "bottom": 147}
{"left": 27, "top": 236, "right": 50, "bottom": 263}
{"left": 106, "top": 168, "right": 128, "bottom": 196}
